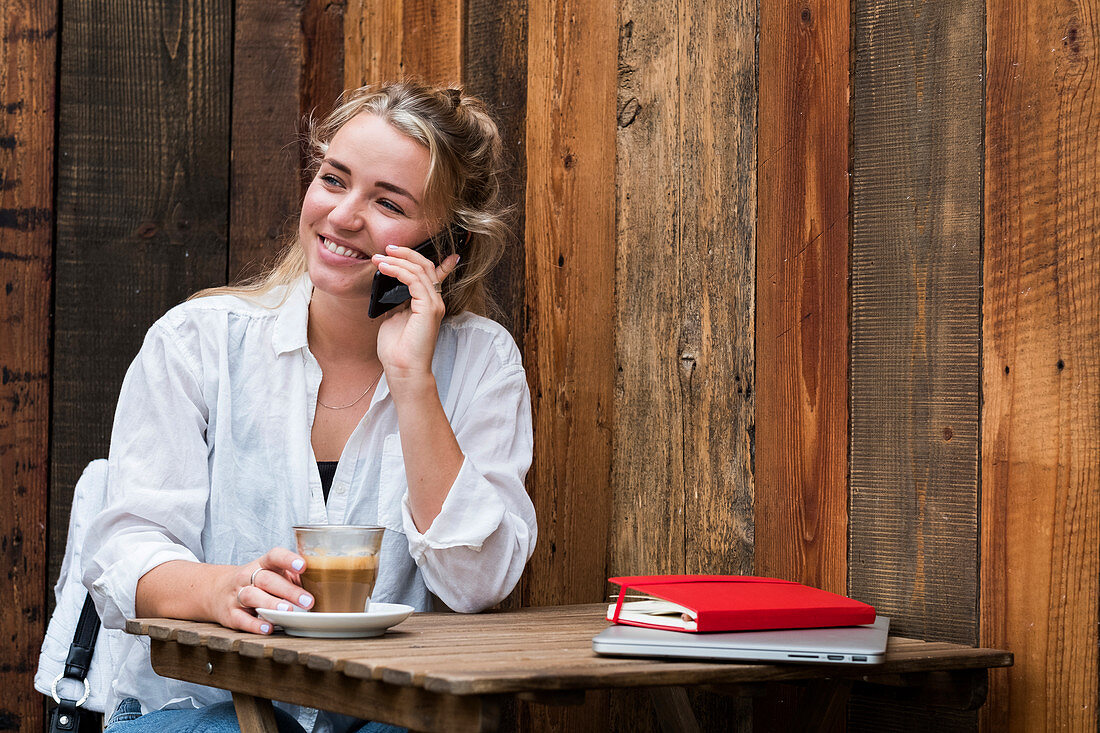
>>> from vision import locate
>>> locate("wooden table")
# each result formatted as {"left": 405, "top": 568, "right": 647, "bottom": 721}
{"left": 127, "top": 604, "right": 1012, "bottom": 733}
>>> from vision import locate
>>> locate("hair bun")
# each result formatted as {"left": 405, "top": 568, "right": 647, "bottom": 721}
{"left": 445, "top": 87, "right": 462, "bottom": 109}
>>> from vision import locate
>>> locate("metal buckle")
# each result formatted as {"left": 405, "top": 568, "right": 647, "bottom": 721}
{"left": 50, "top": 673, "right": 91, "bottom": 707}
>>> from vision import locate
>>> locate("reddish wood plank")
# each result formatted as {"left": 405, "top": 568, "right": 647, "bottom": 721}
{"left": 344, "top": 0, "right": 461, "bottom": 88}
{"left": 523, "top": 0, "right": 616, "bottom": 730}
{"left": 230, "top": 0, "right": 304, "bottom": 281}
{"left": 981, "top": 0, "right": 1100, "bottom": 729}
{"left": 756, "top": 0, "right": 849, "bottom": 593}
{"left": 0, "top": 1, "right": 55, "bottom": 729}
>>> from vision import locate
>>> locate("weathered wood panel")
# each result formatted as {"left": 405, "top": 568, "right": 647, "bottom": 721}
{"left": 756, "top": 0, "right": 849, "bottom": 592}
{"left": 0, "top": 1, "right": 55, "bottom": 729}
{"left": 981, "top": 0, "right": 1100, "bottom": 728}
{"left": 229, "top": 0, "right": 305, "bottom": 281}
{"left": 463, "top": 0, "right": 527, "bottom": 341}
{"left": 51, "top": 0, "right": 232, "bottom": 585}
{"left": 345, "top": 0, "right": 462, "bottom": 88}
{"left": 612, "top": 0, "right": 756, "bottom": 591}
{"left": 611, "top": 1, "right": 756, "bottom": 727}
{"left": 849, "top": 0, "right": 983, "bottom": 645}
{"left": 522, "top": 0, "right": 616, "bottom": 729}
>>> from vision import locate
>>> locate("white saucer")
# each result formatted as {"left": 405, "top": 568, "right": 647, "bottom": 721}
{"left": 257, "top": 603, "right": 415, "bottom": 638}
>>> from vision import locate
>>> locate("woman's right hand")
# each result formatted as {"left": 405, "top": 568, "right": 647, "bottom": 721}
{"left": 221, "top": 547, "right": 315, "bottom": 634}
{"left": 136, "top": 548, "right": 316, "bottom": 635}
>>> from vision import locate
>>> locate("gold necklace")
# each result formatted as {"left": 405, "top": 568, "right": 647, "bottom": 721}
{"left": 317, "top": 368, "right": 384, "bottom": 410}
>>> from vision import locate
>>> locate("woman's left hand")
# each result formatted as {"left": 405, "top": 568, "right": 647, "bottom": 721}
{"left": 372, "top": 244, "right": 461, "bottom": 386}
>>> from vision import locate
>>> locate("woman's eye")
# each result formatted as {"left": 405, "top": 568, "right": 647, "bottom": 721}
{"left": 320, "top": 174, "right": 344, "bottom": 188}
{"left": 379, "top": 199, "right": 405, "bottom": 215}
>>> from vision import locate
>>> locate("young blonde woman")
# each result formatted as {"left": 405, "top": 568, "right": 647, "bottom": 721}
{"left": 83, "top": 81, "right": 537, "bottom": 733}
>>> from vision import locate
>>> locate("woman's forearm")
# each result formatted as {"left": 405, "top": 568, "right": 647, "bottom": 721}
{"left": 389, "top": 373, "right": 465, "bottom": 531}
{"left": 135, "top": 559, "right": 230, "bottom": 620}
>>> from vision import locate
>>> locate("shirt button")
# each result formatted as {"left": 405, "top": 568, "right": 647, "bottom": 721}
{"left": 334, "top": 484, "right": 347, "bottom": 495}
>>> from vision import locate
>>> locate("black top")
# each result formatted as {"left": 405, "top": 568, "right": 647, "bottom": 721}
{"left": 317, "top": 461, "right": 338, "bottom": 502}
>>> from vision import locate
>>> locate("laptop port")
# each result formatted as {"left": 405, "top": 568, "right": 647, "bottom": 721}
{"left": 852, "top": 655, "right": 867, "bottom": 661}
{"left": 827, "top": 655, "right": 844, "bottom": 660}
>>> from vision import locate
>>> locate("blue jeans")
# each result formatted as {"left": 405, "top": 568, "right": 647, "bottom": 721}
{"left": 105, "top": 698, "right": 406, "bottom": 733}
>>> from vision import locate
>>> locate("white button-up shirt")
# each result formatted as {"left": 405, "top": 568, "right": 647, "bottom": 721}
{"left": 82, "top": 276, "right": 536, "bottom": 730}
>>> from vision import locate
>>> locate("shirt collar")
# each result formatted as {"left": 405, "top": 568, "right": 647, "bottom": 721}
{"left": 272, "top": 274, "right": 313, "bottom": 356}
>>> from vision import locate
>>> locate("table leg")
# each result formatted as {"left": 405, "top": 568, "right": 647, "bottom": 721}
{"left": 232, "top": 692, "right": 280, "bottom": 733}
{"left": 648, "top": 686, "right": 702, "bottom": 733}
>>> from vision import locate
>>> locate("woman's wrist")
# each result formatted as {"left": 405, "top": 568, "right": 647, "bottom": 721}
{"left": 385, "top": 369, "right": 437, "bottom": 401}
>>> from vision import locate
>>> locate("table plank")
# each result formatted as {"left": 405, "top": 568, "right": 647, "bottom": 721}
{"left": 135, "top": 605, "right": 1013, "bottom": 700}
{"left": 152, "top": 641, "right": 502, "bottom": 733}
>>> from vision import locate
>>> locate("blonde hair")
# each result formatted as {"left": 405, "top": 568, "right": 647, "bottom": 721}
{"left": 194, "top": 80, "right": 510, "bottom": 316}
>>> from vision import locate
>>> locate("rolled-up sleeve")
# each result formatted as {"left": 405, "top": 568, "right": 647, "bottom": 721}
{"left": 82, "top": 320, "right": 213, "bottom": 629}
{"left": 401, "top": 365, "right": 536, "bottom": 613}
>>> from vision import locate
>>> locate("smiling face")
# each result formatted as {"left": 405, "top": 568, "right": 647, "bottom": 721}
{"left": 299, "top": 113, "right": 434, "bottom": 303}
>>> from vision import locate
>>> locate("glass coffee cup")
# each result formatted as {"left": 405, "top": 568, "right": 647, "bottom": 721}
{"left": 293, "top": 525, "right": 385, "bottom": 613}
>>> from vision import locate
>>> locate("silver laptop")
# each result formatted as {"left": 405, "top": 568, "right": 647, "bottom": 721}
{"left": 592, "top": 616, "right": 890, "bottom": 665}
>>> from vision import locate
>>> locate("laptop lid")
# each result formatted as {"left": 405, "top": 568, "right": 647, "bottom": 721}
{"left": 592, "top": 616, "right": 890, "bottom": 665}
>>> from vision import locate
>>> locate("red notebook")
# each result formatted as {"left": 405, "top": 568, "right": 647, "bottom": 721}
{"left": 607, "top": 575, "right": 876, "bottom": 633}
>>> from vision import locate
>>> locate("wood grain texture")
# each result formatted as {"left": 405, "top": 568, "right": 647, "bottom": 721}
{"left": 613, "top": 1, "right": 756, "bottom": 729}
{"left": 755, "top": 0, "right": 849, "bottom": 594}
{"left": 463, "top": 0, "right": 527, "bottom": 341}
{"left": 345, "top": 0, "right": 462, "bottom": 88}
{"left": 848, "top": 0, "right": 983, "bottom": 649}
{"left": 981, "top": 0, "right": 1100, "bottom": 728}
{"left": 230, "top": 0, "right": 304, "bottom": 281}
{"left": 50, "top": 0, "right": 231, "bottom": 586}
{"left": 302, "top": 0, "right": 345, "bottom": 122}
{"left": 522, "top": 0, "right": 616, "bottom": 729}
{"left": 0, "top": 1, "right": 55, "bottom": 729}
{"left": 613, "top": 0, "right": 756, "bottom": 586}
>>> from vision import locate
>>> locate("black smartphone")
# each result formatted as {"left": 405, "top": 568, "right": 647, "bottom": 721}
{"left": 367, "top": 225, "right": 469, "bottom": 318}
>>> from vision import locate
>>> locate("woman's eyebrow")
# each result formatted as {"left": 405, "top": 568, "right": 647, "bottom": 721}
{"left": 376, "top": 181, "right": 419, "bottom": 206}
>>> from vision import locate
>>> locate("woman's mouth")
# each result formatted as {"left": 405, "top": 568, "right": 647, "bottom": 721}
{"left": 320, "top": 236, "right": 368, "bottom": 260}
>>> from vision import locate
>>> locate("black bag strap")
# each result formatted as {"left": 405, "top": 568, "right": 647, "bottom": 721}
{"left": 49, "top": 594, "right": 101, "bottom": 733}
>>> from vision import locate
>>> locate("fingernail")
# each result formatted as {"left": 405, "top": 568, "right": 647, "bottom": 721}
{"left": 300, "top": 594, "right": 313, "bottom": 608}
{"left": 386, "top": 244, "right": 397, "bottom": 251}
{"left": 456, "top": 255, "right": 462, "bottom": 263}
{"left": 260, "top": 624, "right": 271, "bottom": 634}
{"left": 277, "top": 602, "right": 292, "bottom": 612}
{"left": 292, "top": 558, "right": 305, "bottom": 571}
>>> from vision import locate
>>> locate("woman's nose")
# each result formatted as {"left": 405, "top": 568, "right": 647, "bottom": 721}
{"left": 329, "top": 199, "right": 365, "bottom": 231}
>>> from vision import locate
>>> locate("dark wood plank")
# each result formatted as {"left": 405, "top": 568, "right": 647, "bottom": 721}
{"left": 51, "top": 0, "right": 232, "bottom": 587}
{"left": 229, "top": 0, "right": 305, "bottom": 281}
{"left": 848, "top": 0, "right": 983, "bottom": 649}
{"left": 755, "top": 0, "right": 849, "bottom": 593}
{"left": 463, "top": 0, "right": 527, "bottom": 342}
{"left": 981, "top": 0, "right": 1100, "bottom": 728}
{"left": 0, "top": 1, "right": 56, "bottom": 729}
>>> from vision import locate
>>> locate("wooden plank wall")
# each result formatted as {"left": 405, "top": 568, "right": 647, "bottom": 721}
{"left": 981, "top": 0, "right": 1100, "bottom": 729}
{"left": 0, "top": 1, "right": 55, "bottom": 730}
